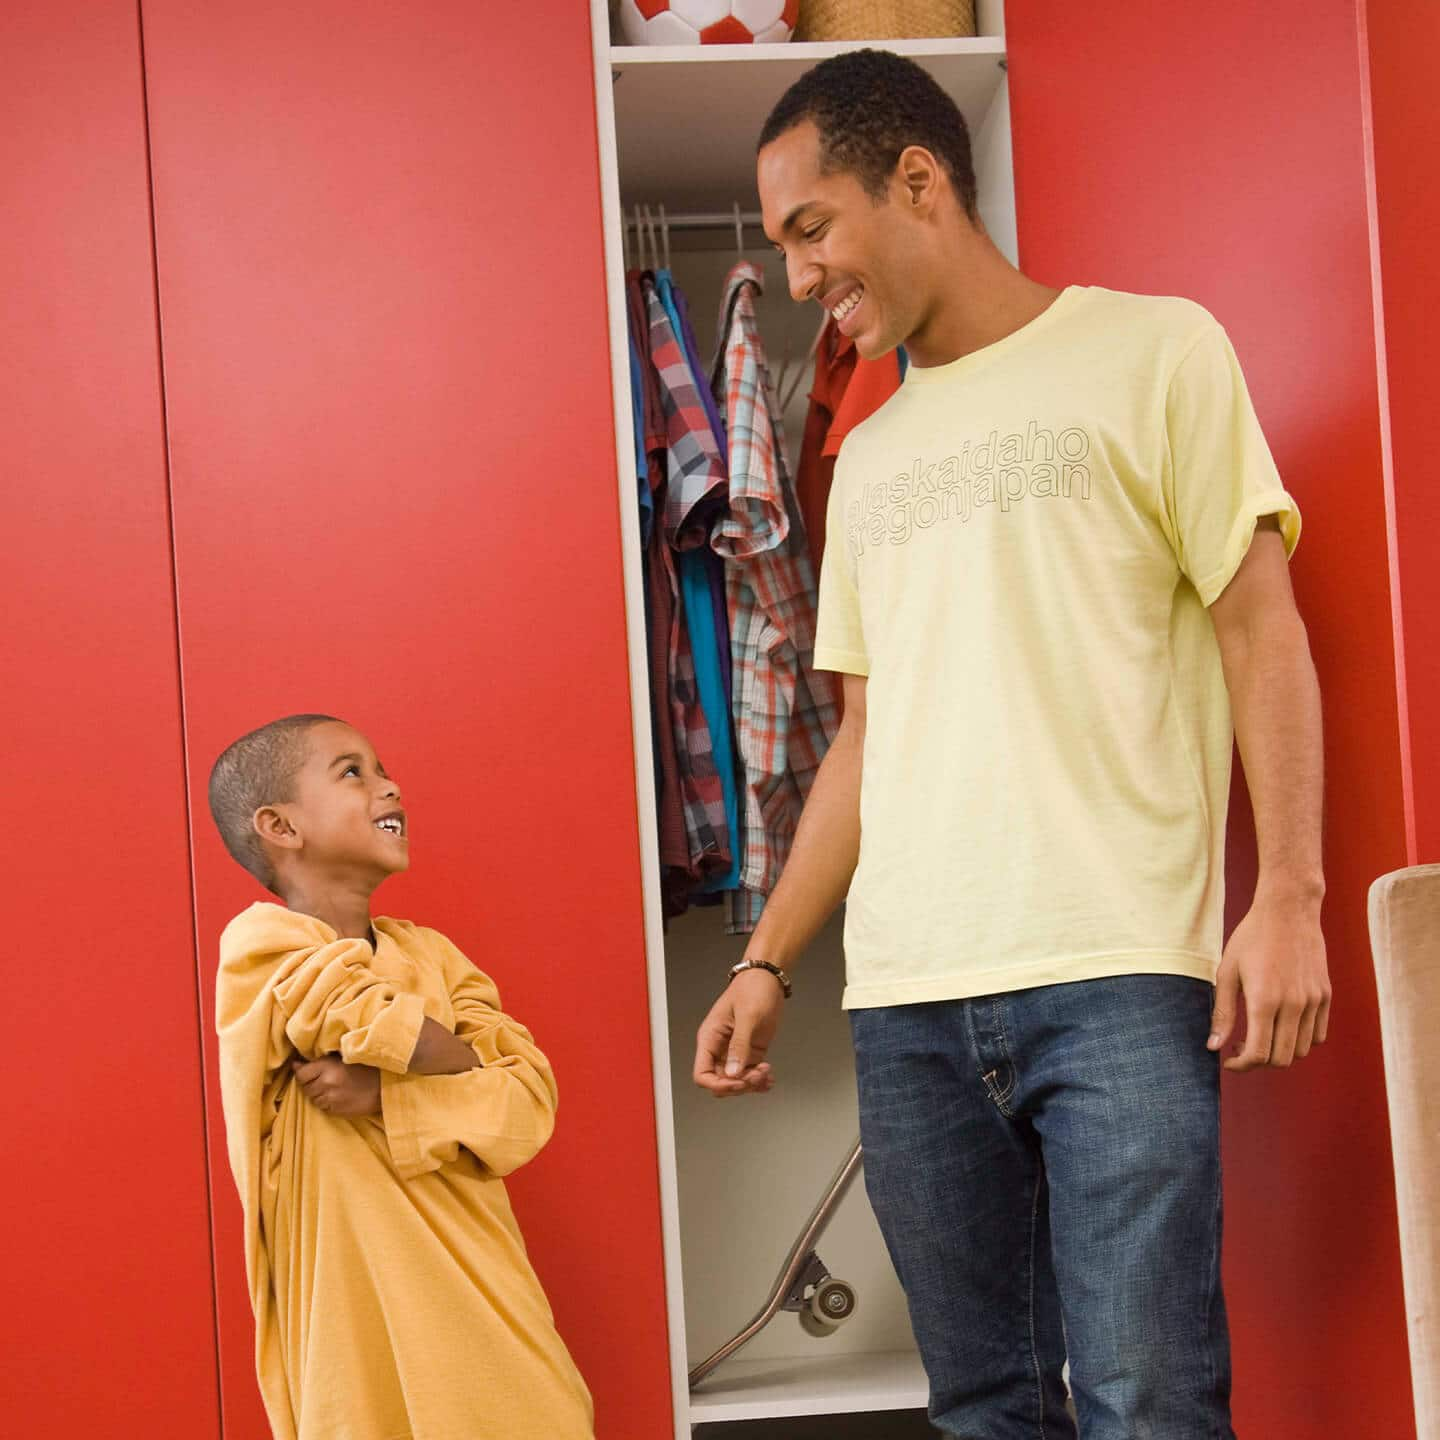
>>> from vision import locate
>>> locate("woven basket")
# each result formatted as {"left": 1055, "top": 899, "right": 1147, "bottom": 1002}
{"left": 795, "top": 0, "right": 977, "bottom": 40}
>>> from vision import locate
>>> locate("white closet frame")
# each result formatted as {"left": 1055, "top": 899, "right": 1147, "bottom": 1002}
{"left": 587, "top": 4, "right": 1014, "bottom": 1432}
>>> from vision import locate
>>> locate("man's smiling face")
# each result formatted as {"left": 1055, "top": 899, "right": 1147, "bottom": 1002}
{"left": 759, "top": 120, "right": 930, "bottom": 361}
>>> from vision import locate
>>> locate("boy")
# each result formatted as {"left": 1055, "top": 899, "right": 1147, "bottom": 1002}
{"left": 208, "top": 713, "right": 594, "bottom": 1440}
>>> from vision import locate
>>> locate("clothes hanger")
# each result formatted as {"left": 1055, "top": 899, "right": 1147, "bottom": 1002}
{"left": 734, "top": 201, "right": 744, "bottom": 257}
{"left": 658, "top": 202, "right": 671, "bottom": 271}
{"left": 779, "top": 312, "right": 830, "bottom": 415}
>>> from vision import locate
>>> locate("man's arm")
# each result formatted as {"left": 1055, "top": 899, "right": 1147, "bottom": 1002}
{"left": 693, "top": 672, "right": 867, "bottom": 1096}
{"left": 1206, "top": 516, "right": 1332, "bottom": 1069}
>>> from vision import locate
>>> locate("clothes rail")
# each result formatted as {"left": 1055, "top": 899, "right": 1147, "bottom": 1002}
{"left": 622, "top": 209, "right": 764, "bottom": 229}
{"left": 625, "top": 203, "right": 767, "bottom": 267}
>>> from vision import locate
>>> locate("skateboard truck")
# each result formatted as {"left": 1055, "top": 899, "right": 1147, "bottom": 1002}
{"left": 688, "top": 1138, "right": 863, "bottom": 1389}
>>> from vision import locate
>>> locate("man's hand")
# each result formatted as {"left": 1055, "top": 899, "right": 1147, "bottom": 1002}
{"left": 693, "top": 969, "right": 782, "bottom": 1097}
{"left": 292, "top": 1054, "right": 382, "bottom": 1115}
{"left": 1208, "top": 892, "right": 1332, "bottom": 1070}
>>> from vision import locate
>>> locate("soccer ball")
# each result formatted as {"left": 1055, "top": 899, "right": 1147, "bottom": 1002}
{"left": 615, "top": 0, "right": 800, "bottom": 46}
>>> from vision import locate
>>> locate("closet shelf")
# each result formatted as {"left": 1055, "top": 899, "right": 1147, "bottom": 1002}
{"left": 611, "top": 37, "right": 1005, "bottom": 65}
{"left": 687, "top": 1348, "right": 929, "bottom": 1423}
{"left": 612, "top": 39, "right": 1008, "bottom": 214}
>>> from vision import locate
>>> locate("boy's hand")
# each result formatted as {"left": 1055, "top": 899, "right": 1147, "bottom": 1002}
{"left": 292, "top": 1055, "right": 382, "bottom": 1116}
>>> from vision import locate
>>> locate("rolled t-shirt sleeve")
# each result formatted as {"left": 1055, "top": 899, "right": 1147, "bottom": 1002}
{"left": 812, "top": 455, "right": 870, "bottom": 676}
{"left": 1162, "top": 321, "right": 1301, "bottom": 607}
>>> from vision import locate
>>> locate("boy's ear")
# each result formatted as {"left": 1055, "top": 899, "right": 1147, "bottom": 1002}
{"left": 253, "top": 806, "right": 301, "bottom": 852}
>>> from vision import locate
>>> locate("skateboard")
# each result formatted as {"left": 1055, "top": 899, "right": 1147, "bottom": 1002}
{"left": 688, "top": 1137, "right": 863, "bottom": 1389}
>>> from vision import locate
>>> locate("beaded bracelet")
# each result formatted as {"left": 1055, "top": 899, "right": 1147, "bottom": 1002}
{"left": 727, "top": 958, "right": 793, "bottom": 999}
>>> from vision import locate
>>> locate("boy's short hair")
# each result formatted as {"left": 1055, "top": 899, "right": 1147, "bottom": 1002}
{"left": 208, "top": 714, "right": 342, "bottom": 891}
{"left": 758, "top": 48, "right": 979, "bottom": 221}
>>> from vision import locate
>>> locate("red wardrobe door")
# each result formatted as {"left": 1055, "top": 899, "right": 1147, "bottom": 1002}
{"left": 1364, "top": 0, "right": 1440, "bottom": 863}
{"left": 0, "top": 3, "right": 220, "bottom": 1435}
{"left": 138, "top": 3, "right": 671, "bottom": 1436}
{"left": 1007, "top": 6, "right": 1413, "bottom": 1437}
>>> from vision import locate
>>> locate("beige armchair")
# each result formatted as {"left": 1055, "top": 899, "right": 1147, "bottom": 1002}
{"left": 1370, "top": 863, "right": 1440, "bottom": 1439}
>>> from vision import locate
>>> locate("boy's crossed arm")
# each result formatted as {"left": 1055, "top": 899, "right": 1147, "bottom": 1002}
{"left": 290, "top": 1013, "right": 479, "bottom": 1117}
{"left": 376, "top": 930, "right": 561, "bottom": 1180}
{"left": 238, "top": 914, "right": 561, "bottom": 1179}
{"left": 265, "top": 926, "right": 482, "bottom": 1116}
{"left": 221, "top": 908, "right": 477, "bottom": 1098}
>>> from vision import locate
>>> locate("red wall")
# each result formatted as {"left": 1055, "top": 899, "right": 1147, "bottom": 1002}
{"left": 1363, "top": 0, "right": 1440, "bottom": 865}
{"left": 0, "top": 2, "right": 221, "bottom": 1434}
{"left": 1007, "top": 4, "right": 1414, "bottom": 1435}
{"left": 10, "top": 6, "right": 1427, "bottom": 1434}
{"left": 137, "top": 2, "right": 672, "bottom": 1436}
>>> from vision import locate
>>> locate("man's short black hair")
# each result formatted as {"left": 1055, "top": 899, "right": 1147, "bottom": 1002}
{"left": 758, "top": 48, "right": 978, "bottom": 220}
{"left": 208, "top": 714, "right": 342, "bottom": 891}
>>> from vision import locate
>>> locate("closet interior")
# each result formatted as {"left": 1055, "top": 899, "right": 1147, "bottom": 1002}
{"left": 589, "top": 3, "right": 1015, "bottom": 1432}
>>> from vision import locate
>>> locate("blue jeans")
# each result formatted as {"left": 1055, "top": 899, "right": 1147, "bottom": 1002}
{"left": 851, "top": 975, "right": 1234, "bottom": 1440}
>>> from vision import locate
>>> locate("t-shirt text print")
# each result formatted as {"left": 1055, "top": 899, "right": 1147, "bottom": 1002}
{"left": 846, "top": 421, "right": 1094, "bottom": 556}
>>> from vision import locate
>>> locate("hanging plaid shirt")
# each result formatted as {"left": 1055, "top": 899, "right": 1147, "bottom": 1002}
{"left": 628, "top": 274, "right": 693, "bottom": 917}
{"left": 711, "top": 262, "right": 841, "bottom": 932}
{"left": 644, "top": 276, "right": 732, "bottom": 879}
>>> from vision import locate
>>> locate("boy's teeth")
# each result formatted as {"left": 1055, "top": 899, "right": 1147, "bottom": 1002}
{"left": 833, "top": 285, "right": 863, "bottom": 319}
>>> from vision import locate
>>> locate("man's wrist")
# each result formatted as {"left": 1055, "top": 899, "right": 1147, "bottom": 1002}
{"left": 729, "top": 958, "right": 793, "bottom": 999}
{"left": 1256, "top": 869, "right": 1325, "bottom": 908}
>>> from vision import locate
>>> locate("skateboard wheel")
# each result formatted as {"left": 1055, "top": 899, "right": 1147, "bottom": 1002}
{"left": 799, "top": 1308, "right": 841, "bottom": 1337}
{"left": 803, "top": 1278, "right": 857, "bottom": 1334}
{"left": 813, "top": 1277, "right": 857, "bottom": 1322}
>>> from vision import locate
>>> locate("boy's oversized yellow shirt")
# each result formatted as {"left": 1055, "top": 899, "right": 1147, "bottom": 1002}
{"left": 216, "top": 903, "right": 593, "bottom": 1440}
{"left": 814, "top": 287, "right": 1301, "bottom": 1009}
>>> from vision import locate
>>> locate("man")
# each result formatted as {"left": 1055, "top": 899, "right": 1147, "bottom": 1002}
{"left": 693, "top": 49, "right": 1330, "bottom": 1439}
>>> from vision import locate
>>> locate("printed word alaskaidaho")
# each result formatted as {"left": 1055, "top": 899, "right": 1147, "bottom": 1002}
{"left": 847, "top": 420, "right": 1094, "bottom": 553}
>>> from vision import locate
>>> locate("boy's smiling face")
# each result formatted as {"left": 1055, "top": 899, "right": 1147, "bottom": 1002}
{"left": 254, "top": 720, "right": 409, "bottom": 886}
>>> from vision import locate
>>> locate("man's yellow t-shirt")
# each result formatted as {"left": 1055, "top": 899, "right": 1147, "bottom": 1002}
{"left": 814, "top": 285, "right": 1300, "bottom": 1009}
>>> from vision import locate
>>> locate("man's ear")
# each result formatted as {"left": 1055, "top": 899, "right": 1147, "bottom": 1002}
{"left": 895, "top": 144, "right": 942, "bottom": 216}
{"left": 253, "top": 806, "right": 301, "bottom": 852}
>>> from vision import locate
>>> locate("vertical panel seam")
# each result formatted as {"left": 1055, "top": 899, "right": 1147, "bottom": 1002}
{"left": 1355, "top": 0, "right": 1417, "bottom": 866}
{"left": 136, "top": 3, "right": 228, "bottom": 1434}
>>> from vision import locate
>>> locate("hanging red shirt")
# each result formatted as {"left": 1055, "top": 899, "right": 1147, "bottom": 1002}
{"left": 793, "top": 321, "right": 903, "bottom": 581}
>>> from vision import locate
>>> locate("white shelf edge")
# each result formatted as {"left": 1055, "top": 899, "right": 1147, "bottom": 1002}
{"left": 588, "top": 2, "right": 693, "bottom": 1436}
{"left": 612, "top": 36, "right": 1006, "bottom": 66}
{"left": 688, "top": 1349, "right": 929, "bottom": 1424}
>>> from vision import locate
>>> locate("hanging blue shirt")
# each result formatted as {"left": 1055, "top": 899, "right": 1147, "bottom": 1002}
{"left": 628, "top": 335, "right": 654, "bottom": 546}
{"left": 657, "top": 269, "right": 741, "bottom": 895}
